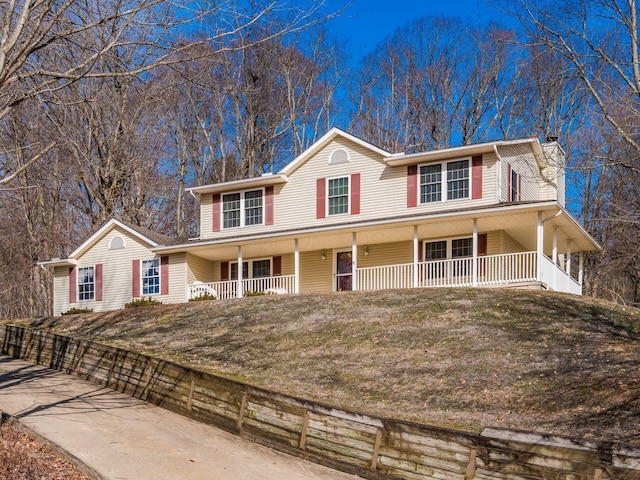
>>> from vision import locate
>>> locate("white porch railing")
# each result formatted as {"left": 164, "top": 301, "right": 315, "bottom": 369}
{"left": 357, "top": 251, "right": 579, "bottom": 293}
{"left": 188, "top": 275, "right": 296, "bottom": 301}
{"left": 539, "top": 254, "right": 582, "bottom": 295}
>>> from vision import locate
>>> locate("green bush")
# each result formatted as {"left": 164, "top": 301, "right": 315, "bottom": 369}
{"left": 61, "top": 307, "right": 93, "bottom": 315}
{"left": 124, "top": 297, "right": 163, "bottom": 308}
{"left": 244, "top": 291, "right": 267, "bottom": 297}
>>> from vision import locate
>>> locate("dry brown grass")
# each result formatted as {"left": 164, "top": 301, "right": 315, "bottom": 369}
{"left": 10, "top": 288, "right": 640, "bottom": 444}
{"left": 0, "top": 418, "right": 90, "bottom": 480}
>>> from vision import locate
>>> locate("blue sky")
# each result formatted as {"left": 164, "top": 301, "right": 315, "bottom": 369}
{"left": 323, "top": 0, "right": 491, "bottom": 57}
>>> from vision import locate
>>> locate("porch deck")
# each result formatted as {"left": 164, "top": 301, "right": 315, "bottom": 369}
{"left": 187, "top": 251, "right": 581, "bottom": 300}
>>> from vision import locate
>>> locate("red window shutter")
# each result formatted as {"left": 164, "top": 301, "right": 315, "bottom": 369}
{"left": 478, "top": 234, "right": 488, "bottom": 256}
{"left": 351, "top": 173, "right": 360, "bottom": 214}
{"left": 221, "top": 261, "right": 229, "bottom": 281}
{"left": 273, "top": 256, "right": 282, "bottom": 276}
{"left": 212, "top": 194, "right": 221, "bottom": 232}
{"left": 316, "top": 178, "right": 326, "bottom": 219}
{"left": 506, "top": 163, "right": 512, "bottom": 202}
{"left": 69, "top": 267, "right": 77, "bottom": 304}
{"left": 132, "top": 259, "right": 140, "bottom": 298}
{"left": 418, "top": 240, "right": 423, "bottom": 262}
{"left": 472, "top": 155, "right": 483, "bottom": 199}
{"left": 265, "top": 186, "right": 274, "bottom": 225}
{"left": 95, "top": 264, "right": 103, "bottom": 301}
{"left": 407, "top": 165, "right": 418, "bottom": 208}
{"left": 160, "top": 256, "right": 169, "bottom": 295}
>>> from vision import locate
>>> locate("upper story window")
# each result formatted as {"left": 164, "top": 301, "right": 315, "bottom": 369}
{"left": 419, "top": 159, "right": 470, "bottom": 204}
{"left": 142, "top": 258, "right": 160, "bottom": 295}
{"left": 222, "top": 189, "right": 263, "bottom": 229}
{"left": 328, "top": 177, "right": 349, "bottom": 215}
{"left": 78, "top": 266, "right": 95, "bottom": 301}
{"left": 510, "top": 167, "right": 521, "bottom": 202}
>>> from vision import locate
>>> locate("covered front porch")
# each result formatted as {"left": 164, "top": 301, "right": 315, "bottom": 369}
{"left": 161, "top": 202, "right": 598, "bottom": 301}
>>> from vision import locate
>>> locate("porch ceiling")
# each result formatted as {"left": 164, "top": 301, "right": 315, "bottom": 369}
{"left": 161, "top": 203, "right": 599, "bottom": 261}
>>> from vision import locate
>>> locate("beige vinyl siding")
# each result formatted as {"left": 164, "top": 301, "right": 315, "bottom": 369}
{"left": 165, "top": 253, "right": 187, "bottom": 304}
{"left": 486, "top": 231, "right": 502, "bottom": 256}
{"left": 357, "top": 241, "right": 412, "bottom": 269}
{"left": 53, "top": 226, "right": 187, "bottom": 315}
{"left": 299, "top": 250, "right": 333, "bottom": 293}
{"left": 187, "top": 254, "right": 214, "bottom": 284}
{"left": 497, "top": 144, "right": 542, "bottom": 202}
{"left": 199, "top": 138, "right": 500, "bottom": 241}
{"left": 53, "top": 266, "right": 72, "bottom": 316}
{"left": 502, "top": 231, "right": 527, "bottom": 254}
{"left": 279, "top": 253, "right": 295, "bottom": 276}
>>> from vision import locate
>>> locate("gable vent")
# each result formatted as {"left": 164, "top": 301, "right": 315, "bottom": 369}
{"left": 329, "top": 148, "right": 349, "bottom": 165}
{"left": 109, "top": 235, "right": 125, "bottom": 249}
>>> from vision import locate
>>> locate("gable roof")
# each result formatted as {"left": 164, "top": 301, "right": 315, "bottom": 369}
{"left": 38, "top": 219, "right": 171, "bottom": 267}
{"left": 277, "top": 127, "right": 395, "bottom": 176}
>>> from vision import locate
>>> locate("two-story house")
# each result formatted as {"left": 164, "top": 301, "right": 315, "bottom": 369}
{"left": 40, "top": 128, "right": 600, "bottom": 315}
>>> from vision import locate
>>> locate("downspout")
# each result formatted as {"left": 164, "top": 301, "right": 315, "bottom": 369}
{"left": 493, "top": 145, "right": 502, "bottom": 202}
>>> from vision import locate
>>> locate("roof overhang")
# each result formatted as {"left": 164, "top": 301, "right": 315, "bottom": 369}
{"left": 37, "top": 258, "right": 77, "bottom": 268}
{"left": 385, "top": 138, "right": 543, "bottom": 167}
{"left": 153, "top": 201, "right": 600, "bottom": 260}
{"left": 186, "top": 174, "right": 288, "bottom": 196}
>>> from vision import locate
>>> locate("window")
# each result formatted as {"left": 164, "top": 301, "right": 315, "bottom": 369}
{"left": 452, "top": 238, "right": 473, "bottom": 258}
{"left": 420, "top": 164, "right": 442, "bottom": 203}
{"left": 231, "top": 259, "right": 271, "bottom": 279}
{"left": 418, "top": 160, "right": 470, "bottom": 204}
{"left": 447, "top": 160, "right": 470, "bottom": 200}
{"left": 222, "top": 189, "right": 263, "bottom": 229}
{"left": 142, "top": 259, "right": 160, "bottom": 295}
{"left": 510, "top": 168, "right": 520, "bottom": 202}
{"left": 329, "top": 148, "right": 349, "bottom": 165}
{"left": 109, "top": 235, "right": 125, "bottom": 249}
{"left": 328, "top": 177, "right": 349, "bottom": 215}
{"left": 78, "top": 266, "right": 94, "bottom": 301}
{"left": 425, "top": 240, "right": 447, "bottom": 261}
{"left": 424, "top": 237, "right": 473, "bottom": 277}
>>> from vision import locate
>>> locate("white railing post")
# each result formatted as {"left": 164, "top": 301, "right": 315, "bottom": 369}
{"left": 413, "top": 226, "right": 419, "bottom": 288}
{"left": 578, "top": 251, "right": 584, "bottom": 287}
{"left": 537, "top": 212, "right": 543, "bottom": 282}
{"left": 566, "top": 240, "right": 572, "bottom": 277}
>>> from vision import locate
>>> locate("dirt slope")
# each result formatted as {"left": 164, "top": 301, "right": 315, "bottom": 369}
{"left": 9, "top": 288, "right": 640, "bottom": 444}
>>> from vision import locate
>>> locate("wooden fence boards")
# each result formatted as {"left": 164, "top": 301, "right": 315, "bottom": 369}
{"left": 2, "top": 324, "right": 640, "bottom": 480}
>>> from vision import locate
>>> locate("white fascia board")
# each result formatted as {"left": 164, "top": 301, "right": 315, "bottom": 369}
{"left": 37, "top": 258, "right": 78, "bottom": 267}
{"left": 69, "top": 219, "right": 158, "bottom": 259}
{"left": 386, "top": 138, "right": 541, "bottom": 166}
{"left": 278, "top": 127, "right": 393, "bottom": 176}
{"left": 186, "top": 174, "right": 288, "bottom": 196}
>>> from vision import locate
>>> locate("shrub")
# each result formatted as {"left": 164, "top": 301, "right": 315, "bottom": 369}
{"left": 189, "top": 293, "right": 217, "bottom": 302}
{"left": 124, "top": 297, "right": 163, "bottom": 308}
{"left": 61, "top": 307, "right": 93, "bottom": 315}
{"left": 244, "top": 291, "right": 266, "bottom": 297}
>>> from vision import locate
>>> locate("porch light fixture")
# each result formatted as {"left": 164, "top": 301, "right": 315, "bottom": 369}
{"left": 321, "top": 250, "right": 326, "bottom": 261}
{"left": 364, "top": 246, "right": 369, "bottom": 256}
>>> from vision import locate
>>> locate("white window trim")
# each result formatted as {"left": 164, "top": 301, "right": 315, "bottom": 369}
{"left": 222, "top": 187, "right": 265, "bottom": 230}
{"left": 329, "top": 148, "right": 350, "bottom": 165}
{"left": 326, "top": 175, "right": 350, "bottom": 216}
{"left": 141, "top": 258, "right": 161, "bottom": 296}
{"left": 77, "top": 265, "right": 96, "bottom": 302}
{"left": 423, "top": 236, "right": 474, "bottom": 260}
{"left": 418, "top": 158, "right": 471, "bottom": 205}
{"left": 230, "top": 257, "right": 273, "bottom": 279}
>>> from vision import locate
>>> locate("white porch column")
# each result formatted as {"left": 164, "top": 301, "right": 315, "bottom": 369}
{"left": 552, "top": 226, "right": 558, "bottom": 291}
{"left": 566, "top": 240, "right": 572, "bottom": 276}
{"left": 413, "top": 226, "right": 419, "bottom": 288}
{"left": 472, "top": 219, "right": 478, "bottom": 286}
{"left": 294, "top": 239, "right": 300, "bottom": 294}
{"left": 578, "top": 251, "right": 584, "bottom": 287}
{"left": 352, "top": 232, "right": 358, "bottom": 291}
{"left": 536, "top": 212, "right": 543, "bottom": 282}
{"left": 237, "top": 245, "right": 243, "bottom": 298}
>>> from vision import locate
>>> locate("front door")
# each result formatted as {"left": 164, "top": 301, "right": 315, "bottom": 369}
{"left": 336, "top": 251, "right": 353, "bottom": 291}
